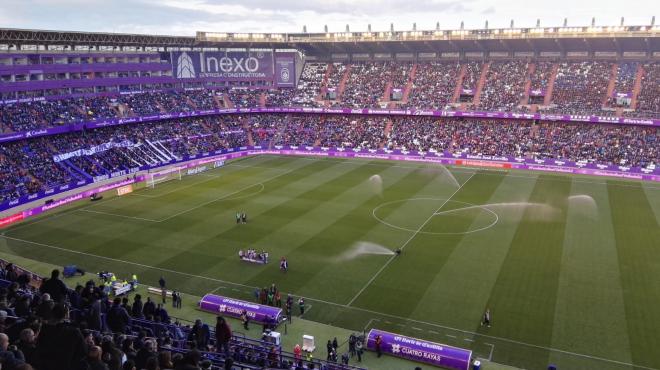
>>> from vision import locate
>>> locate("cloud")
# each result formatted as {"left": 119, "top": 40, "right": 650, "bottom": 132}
{"left": 0, "top": 0, "right": 656, "bottom": 35}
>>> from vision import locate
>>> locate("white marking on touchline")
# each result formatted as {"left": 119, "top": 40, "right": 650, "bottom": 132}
{"left": 78, "top": 209, "right": 160, "bottom": 222}
{"left": 0, "top": 238, "right": 656, "bottom": 370}
{"left": 346, "top": 172, "right": 476, "bottom": 306}
{"left": 157, "top": 169, "right": 295, "bottom": 222}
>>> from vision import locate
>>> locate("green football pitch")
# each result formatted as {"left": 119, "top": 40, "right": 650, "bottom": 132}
{"left": 1, "top": 154, "right": 659, "bottom": 370}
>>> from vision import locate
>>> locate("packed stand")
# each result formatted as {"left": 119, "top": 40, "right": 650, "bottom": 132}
{"left": 404, "top": 62, "right": 461, "bottom": 109}
{"left": 461, "top": 62, "right": 484, "bottom": 91}
{"left": 386, "top": 117, "right": 533, "bottom": 157}
{"left": 0, "top": 261, "right": 364, "bottom": 370}
{"left": 226, "top": 89, "right": 262, "bottom": 108}
{"left": 631, "top": 62, "right": 660, "bottom": 117}
{"left": 324, "top": 63, "right": 348, "bottom": 99}
{"left": 318, "top": 116, "right": 387, "bottom": 149}
{"left": 385, "top": 117, "right": 657, "bottom": 168}
{"left": 548, "top": 61, "right": 612, "bottom": 115}
{"left": 478, "top": 61, "right": 528, "bottom": 112}
{"left": 528, "top": 61, "right": 554, "bottom": 96}
{"left": 247, "top": 115, "right": 287, "bottom": 146}
{"left": 265, "top": 89, "right": 298, "bottom": 108}
{"left": 272, "top": 115, "right": 320, "bottom": 146}
{"left": 292, "top": 63, "right": 328, "bottom": 107}
{"left": 0, "top": 116, "right": 248, "bottom": 203}
{"left": 341, "top": 63, "right": 389, "bottom": 108}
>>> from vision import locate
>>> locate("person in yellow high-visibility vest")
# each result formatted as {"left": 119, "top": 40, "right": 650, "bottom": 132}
{"left": 110, "top": 274, "right": 117, "bottom": 284}
{"left": 131, "top": 274, "right": 138, "bottom": 288}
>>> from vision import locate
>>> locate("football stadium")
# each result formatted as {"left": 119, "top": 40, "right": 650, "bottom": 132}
{"left": 0, "top": 5, "right": 659, "bottom": 370}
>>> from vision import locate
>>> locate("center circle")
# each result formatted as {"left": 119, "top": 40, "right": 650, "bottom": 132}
{"left": 372, "top": 197, "right": 499, "bottom": 235}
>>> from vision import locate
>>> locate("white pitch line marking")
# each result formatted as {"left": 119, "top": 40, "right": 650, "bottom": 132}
{"left": 346, "top": 172, "right": 476, "bottom": 306}
{"left": 78, "top": 209, "right": 160, "bottom": 222}
{"left": 464, "top": 338, "right": 475, "bottom": 342}
{"left": 412, "top": 327, "right": 423, "bottom": 331}
{"left": 157, "top": 168, "right": 295, "bottom": 222}
{"left": 485, "top": 343, "right": 495, "bottom": 361}
{"left": 446, "top": 334, "right": 457, "bottom": 339}
{"left": 429, "top": 330, "right": 439, "bottom": 334}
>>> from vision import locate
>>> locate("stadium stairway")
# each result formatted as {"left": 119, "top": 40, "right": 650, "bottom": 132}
{"left": 472, "top": 61, "right": 490, "bottom": 107}
{"left": 223, "top": 94, "right": 235, "bottom": 108}
{"left": 317, "top": 62, "right": 333, "bottom": 101}
{"left": 604, "top": 63, "right": 619, "bottom": 107}
{"left": 381, "top": 119, "right": 394, "bottom": 149}
{"left": 543, "top": 63, "right": 559, "bottom": 105}
{"left": 400, "top": 63, "right": 417, "bottom": 104}
{"left": 451, "top": 63, "right": 467, "bottom": 103}
{"left": 630, "top": 63, "right": 645, "bottom": 110}
{"left": 63, "top": 159, "right": 94, "bottom": 180}
{"left": 521, "top": 62, "right": 535, "bottom": 105}
{"left": 381, "top": 81, "right": 392, "bottom": 103}
{"left": 212, "top": 94, "right": 225, "bottom": 108}
{"left": 336, "top": 64, "right": 352, "bottom": 100}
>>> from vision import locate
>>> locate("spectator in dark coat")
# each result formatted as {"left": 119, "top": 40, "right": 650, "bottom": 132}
{"left": 39, "top": 270, "right": 68, "bottom": 302}
{"left": 143, "top": 297, "right": 156, "bottom": 318}
{"left": 106, "top": 298, "right": 131, "bottom": 334}
{"left": 215, "top": 317, "right": 232, "bottom": 355}
{"left": 83, "top": 346, "right": 109, "bottom": 370}
{"left": 0, "top": 332, "right": 25, "bottom": 370}
{"left": 135, "top": 340, "right": 157, "bottom": 370}
{"left": 131, "top": 295, "right": 144, "bottom": 318}
{"left": 35, "top": 303, "right": 87, "bottom": 370}
{"left": 16, "top": 329, "right": 37, "bottom": 366}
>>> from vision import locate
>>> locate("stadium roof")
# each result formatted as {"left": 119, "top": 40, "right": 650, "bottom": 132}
{"left": 1, "top": 26, "right": 658, "bottom": 55}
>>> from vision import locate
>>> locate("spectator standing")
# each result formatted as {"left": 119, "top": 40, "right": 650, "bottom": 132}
{"left": 39, "top": 269, "right": 68, "bottom": 302}
{"left": 215, "top": 316, "right": 232, "bottom": 356}
{"left": 35, "top": 304, "right": 87, "bottom": 370}
{"left": 106, "top": 298, "right": 131, "bottom": 334}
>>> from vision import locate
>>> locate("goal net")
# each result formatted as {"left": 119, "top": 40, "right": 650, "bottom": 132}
{"left": 147, "top": 167, "right": 182, "bottom": 189}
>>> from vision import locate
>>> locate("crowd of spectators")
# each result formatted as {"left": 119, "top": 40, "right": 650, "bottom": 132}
{"left": 404, "top": 62, "right": 461, "bottom": 109}
{"left": 226, "top": 89, "right": 262, "bottom": 108}
{"left": 291, "top": 63, "right": 328, "bottom": 107}
{"left": 461, "top": 62, "right": 484, "bottom": 91}
{"left": 324, "top": 63, "right": 348, "bottom": 98}
{"left": 385, "top": 117, "right": 657, "bottom": 167}
{"left": 632, "top": 62, "right": 660, "bottom": 117}
{"left": 528, "top": 61, "right": 554, "bottom": 95}
{"left": 547, "top": 61, "right": 613, "bottom": 115}
{"left": 387, "top": 117, "right": 533, "bottom": 157}
{"left": 0, "top": 112, "right": 658, "bottom": 204}
{"left": 1, "top": 60, "right": 659, "bottom": 136}
{"left": 0, "top": 261, "right": 362, "bottom": 370}
{"left": 478, "top": 61, "right": 528, "bottom": 112}
{"left": 0, "top": 116, "right": 248, "bottom": 203}
{"left": 318, "top": 116, "right": 387, "bottom": 149}
{"left": 341, "top": 63, "right": 390, "bottom": 108}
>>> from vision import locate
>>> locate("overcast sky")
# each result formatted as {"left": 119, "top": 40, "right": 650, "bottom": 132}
{"left": 0, "top": 0, "right": 657, "bottom": 36}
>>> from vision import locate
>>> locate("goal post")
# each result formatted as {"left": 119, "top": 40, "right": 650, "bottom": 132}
{"left": 147, "top": 167, "right": 182, "bottom": 189}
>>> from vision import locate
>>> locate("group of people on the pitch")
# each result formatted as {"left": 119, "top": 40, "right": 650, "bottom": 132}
{"left": 235, "top": 211, "right": 248, "bottom": 224}
{"left": 239, "top": 249, "right": 268, "bottom": 263}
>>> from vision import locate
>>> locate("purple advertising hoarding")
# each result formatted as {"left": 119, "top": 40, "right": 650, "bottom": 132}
{"left": 366, "top": 329, "right": 471, "bottom": 370}
{"left": 275, "top": 57, "right": 295, "bottom": 88}
{"left": 171, "top": 51, "right": 274, "bottom": 80}
{"left": 199, "top": 294, "right": 282, "bottom": 325}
